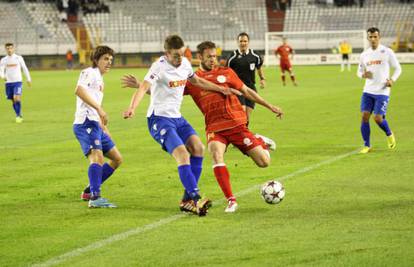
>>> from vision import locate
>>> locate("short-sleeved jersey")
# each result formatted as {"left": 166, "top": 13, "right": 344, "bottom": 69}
{"left": 0, "top": 54, "right": 31, "bottom": 83}
{"left": 357, "top": 44, "right": 402, "bottom": 96}
{"left": 74, "top": 67, "right": 104, "bottom": 124}
{"left": 339, "top": 43, "right": 352, "bottom": 55}
{"left": 185, "top": 67, "right": 246, "bottom": 132}
{"left": 275, "top": 45, "right": 293, "bottom": 63}
{"left": 144, "top": 56, "right": 194, "bottom": 118}
{"left": 227, "top": 49, "right": 263, "bottom": 89}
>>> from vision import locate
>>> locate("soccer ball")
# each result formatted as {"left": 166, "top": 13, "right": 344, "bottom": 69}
{"left": 261, "top": 180, "right": 285, "bottom": 204}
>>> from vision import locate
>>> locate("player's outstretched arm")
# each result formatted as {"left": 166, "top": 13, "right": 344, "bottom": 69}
{"left": 241, "top": 85, "right": 283, "bottom": 119}
{"left": 123, "top": 80, "right": 151, "bottom": 119}
{"left": 75, "top": 85, "right": 108, "bottom": 125}
{"left": 188, "top": 75, "right": 241, "bottom": 96}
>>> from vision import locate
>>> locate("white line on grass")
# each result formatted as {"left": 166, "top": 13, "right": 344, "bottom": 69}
{"left": 31, "top": 149, "right": 358, "bottom": 267}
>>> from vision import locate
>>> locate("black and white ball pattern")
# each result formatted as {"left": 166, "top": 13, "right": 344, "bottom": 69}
{"left": 261, "top": 180, "right": 285, "bottom": 204}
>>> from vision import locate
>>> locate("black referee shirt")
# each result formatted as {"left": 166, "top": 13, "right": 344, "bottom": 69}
{"left": 226, "top": 49, "right": 263, "bottom": 89}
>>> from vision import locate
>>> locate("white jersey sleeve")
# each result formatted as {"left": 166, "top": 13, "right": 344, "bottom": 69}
{"left": 77, "top": 69, "right": 93, "bottom": 88}
{"left": 0, "top": 57, "right": 5, "bottom": 80}
{"left": 144, "top": 61, "right": 161, "bottom": 85}
{"left": 388, "top": 49, "right": 402, "bottom": 82}
{"left": 357, "top": 54, "right": 365, "bottom": 79}
{"left": 18, "top": 55, "right": 31, "bottom": 82}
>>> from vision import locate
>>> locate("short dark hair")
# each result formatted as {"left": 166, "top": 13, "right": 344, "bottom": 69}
{"left": 5, "top": 43, "right": 13, "bottom": 48}
{"left": 237, "top": 32, "right": 249, "bottom": 40}
{"left": 367, "top": 27, "right": 380, "bottom": 34}
{"left": 196, "top": 41, "right": 216, "bottom": 54}
{"left": 164, "top": 35, "right": 184, "bottom": 50}
{"left": 90, "top": 45, "right": 114, "bottom": 67}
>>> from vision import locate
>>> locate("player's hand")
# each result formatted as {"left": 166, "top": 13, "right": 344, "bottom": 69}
{"left": 260, "top": 79, "right": 266, "bottom": 89}
{"left": 27, "top": 81, "right": 32, "bottom": 88}
{"left": 270, "top": 105, "right": 283, "bottom": 119}
{"left": 385, "top": 79, "right": 393, "bottom": 87}
{"left": 97, "top": 107, "right": 108, "bottom": 125}
{"left": 121, "top": 74, "right": 140, "bottom": 89}
{"left": 363, "top": 71, "right": 373, "bottom": 79}
{"left": 123, "top": 108, "right": 135, "bottom": 119}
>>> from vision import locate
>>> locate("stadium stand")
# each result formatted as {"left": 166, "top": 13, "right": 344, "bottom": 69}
{"left": 0, "top": 0, "right": 412, "bottom": 55}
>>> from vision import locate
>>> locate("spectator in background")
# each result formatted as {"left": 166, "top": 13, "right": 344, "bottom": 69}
{"left": 66, "top": 49, "right": 74, "bottom": 70}
{"left": 184, "top": 45, "right": 192, "bottom": 63}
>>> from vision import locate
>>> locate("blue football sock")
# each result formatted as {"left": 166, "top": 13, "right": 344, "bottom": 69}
{"left": 178, "top": 164, "right": 200, "bottom": 201}
{"left": 15, "top": 101, "right": 21, "bottom": 117}
{"left": 12, "top": 102, "right": 18, "bottom": 116}
{"left": 361, "top": 121, "right": 371, "bottom": 147}
{"left": 88, "top": 163, "right": 103, "bottom": 197}
{"left": 376, "top": 119, "right": 392, "bottom": 136}
{"left": 84, "top": 163, "right": 115, "bottom": 193}
{"left": 101, "top": 163, "right": 115, "bottom": 184}
{"left": 183, "top": 156, "right": 203, "bottom": 201}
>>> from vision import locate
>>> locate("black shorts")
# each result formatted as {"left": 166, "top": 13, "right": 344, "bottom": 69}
{"left": 237, "top": 86, "right": 256, "bottom": 109}
{"left": 342, "top": 54, "right": 349, "bottom": 60}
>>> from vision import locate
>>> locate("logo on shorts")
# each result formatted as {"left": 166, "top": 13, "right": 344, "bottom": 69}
{"left": 250, "top": 63, "right": 255, "bottom": 71}
{"left": 207, "top": 132, "right": 215, "bottom": 140}
{"left": 94, "top": 139, "right": 100, "bottom": 146}
{"left": 152, "top": 123, "right": 157, "bottom": 131}
{"left": 243, "top": 138, "right": 252, "bottom": 146}
{"left": 160, "top": 129, "right": 166, "bottom": 136}
{"left": 160, "top": 139, "right": 164, "bottom": 144}
{"left": 217, "top": 75, "right": 226, "bottom": 83}
{"left": 86, "top": 128, "right": 92, "bottom": 134}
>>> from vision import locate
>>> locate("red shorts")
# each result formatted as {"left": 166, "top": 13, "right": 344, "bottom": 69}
{"left": 279, "top": 61, "right": 292, "bottom": 72}
{"left": 206, "top": 124, "right": 266, "bottom": 154}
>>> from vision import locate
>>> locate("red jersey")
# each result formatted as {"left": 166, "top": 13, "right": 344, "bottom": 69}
{"left": 275, "top": 45, "right": 293, "bottom": 63}
{"left": 185, "top": 67, "right": 246, "bottom": 132}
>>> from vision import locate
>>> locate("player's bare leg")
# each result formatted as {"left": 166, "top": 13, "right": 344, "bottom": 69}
{"left": 281, "top": 71, "right": 286, "bottom": 86}
{"left": 246, "top": 106, "right": 253, "bottom": 124}
{"left": 185, "top": 135, "right": 204, "bottom": 157}
{"left": 246, "top": 146, "right": 270, "bottom": 168}
{"left": 209, "top": 141, "right": 237, "bottom": 212}
{"left": 288, "top": 69, "right": 297, "bottom": 86}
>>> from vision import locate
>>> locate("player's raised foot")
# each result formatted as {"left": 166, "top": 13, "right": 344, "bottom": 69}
{"left": 387, "top": 133, "right": 396, "bottom": 149}
{"left": 224, "top": 199, "right": 238, "bottom": 213}
{"left": 15, "top": 116, "right": 23, "bottom": 123}
{"left": 88, "top": 197, "right": 117, "bottom": 208}
{"left": 255, "top": 134, "right": 276, "bottom": 151}
{"left": 359, "top": 146, "right": 371, "bottom": 154}
{"left": 293, "top": 82, "right": 298, "bottom": 86}
{"left": 195, "top": 198, "right": 212, "bottom": 216}
{"left": 80, "top": 191, "right": 91, "bottom": 201}
{"left": 179, "top": 200, "right": 196, "bottom": 213}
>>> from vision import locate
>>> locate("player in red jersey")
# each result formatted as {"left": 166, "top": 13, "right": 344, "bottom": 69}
{"left": 185, "top": 41, "right": 284, "bottom": 213}
{"left": 275, "top": 38, "right": 297, "bottom": 86}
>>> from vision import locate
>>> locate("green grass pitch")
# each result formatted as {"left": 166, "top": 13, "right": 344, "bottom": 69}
{"left": 0, "top": 65, "right": 413, "bottom": 266}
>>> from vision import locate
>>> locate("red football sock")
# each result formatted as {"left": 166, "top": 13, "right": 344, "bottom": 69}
{"left": 213, "top": 164, "right": 234, "bottom": 200}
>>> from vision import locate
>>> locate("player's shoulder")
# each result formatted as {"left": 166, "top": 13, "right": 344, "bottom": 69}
{"left": 250, "top": 49, "right": 261, "bottom": 58}
{"left": 381, "top": 45, "right": 394, "bottom": 54}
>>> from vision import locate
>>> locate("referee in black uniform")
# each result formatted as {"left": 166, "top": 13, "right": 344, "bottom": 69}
{"left": 227, "top": 32, "right": 266, "bottom": 124}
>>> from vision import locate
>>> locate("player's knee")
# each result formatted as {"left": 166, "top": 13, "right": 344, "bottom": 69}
{"left": 374, "top": 115, "right": 383, "bottom": 124}
{"left": 256, "top": 154, "right": 270, "bottom": 168}
{"left": 113, "top": 154, "right": 123, "bottom": 168}
{"left": 210, "top": 150, "right": 224, "bottom": 163}
{"left": 188, "top": 142, "right": 204, "bottom": 156}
